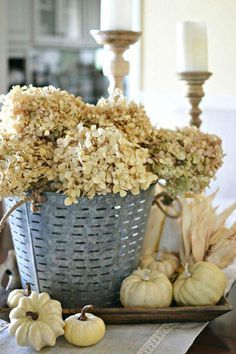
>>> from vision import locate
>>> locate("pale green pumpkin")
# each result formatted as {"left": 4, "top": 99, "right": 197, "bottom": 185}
{"left": 120, "top": 268, "right": 173, "bottom": 308}
{"left": 174, "top": 261, "right": 227, "bottom": 306}
{"left": 64, "top": 305, "right": 105, "bottom": 347}
{"left": 9, "top": 291, "right": 64, "bottom": 351}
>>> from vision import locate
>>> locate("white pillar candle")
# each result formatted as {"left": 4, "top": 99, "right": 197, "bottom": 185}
{"left": 176, "top": 21, "right": 208, "bottom": 72}
{"left": 100, "top": 0, "right": 133, "bottom": 31}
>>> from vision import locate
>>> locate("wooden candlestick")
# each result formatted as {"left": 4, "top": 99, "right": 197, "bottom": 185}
{"left": 90, "top": 30, "right": 141, "bottom": 95}
{"left": 178, "top": 72, "right": 212, "bottom": 128}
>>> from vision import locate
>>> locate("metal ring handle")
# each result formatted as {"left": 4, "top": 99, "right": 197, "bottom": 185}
{"left": 153, "top": 191, "right": 182, "bottom": 219}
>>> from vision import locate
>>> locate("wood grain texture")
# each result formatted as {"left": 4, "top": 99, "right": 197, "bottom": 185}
{"left": 90, "top": 30, "right": 141, "bottom": 95}
{"left": 0, "top": 298, "right": 232, "bottom": 324}
{"left": 178, "top": 71, "right": 212, "bottom": 128}
{"left": 63, "top": 300, "right": 232, "bottom": 324}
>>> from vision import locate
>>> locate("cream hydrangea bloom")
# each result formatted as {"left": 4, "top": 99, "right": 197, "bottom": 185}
{"left": 0, "top": 85, "right": 223, "bottom": 205}
{"left": 52, "top": 124, "right": 157, "bottom": 204}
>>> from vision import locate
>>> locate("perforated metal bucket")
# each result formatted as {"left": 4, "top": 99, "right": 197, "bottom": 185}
{"left": 5, "top": 186, "right": 154, "bottom": 308}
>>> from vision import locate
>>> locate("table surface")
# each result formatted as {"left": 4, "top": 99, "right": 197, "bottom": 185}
{"left": 188, "top": 284, "right": 236, "bottom": 353}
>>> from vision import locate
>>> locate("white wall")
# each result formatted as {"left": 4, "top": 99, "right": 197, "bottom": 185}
{"left": 142, "top": 0, "right": 236, "bottom": 96}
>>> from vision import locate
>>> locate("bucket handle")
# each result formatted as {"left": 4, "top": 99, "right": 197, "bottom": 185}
{"left": 153, "top": 191, "right": 182, "bottom": 219}
{"left": 0, "top": 191, "right": 46, "bottom": 233}
{"left": 0, "top": 199, "right": 27, "bottom": 233}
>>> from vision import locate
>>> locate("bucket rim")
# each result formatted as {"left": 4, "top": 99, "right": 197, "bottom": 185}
{"left": 6, "top": 184, "right": 156, "bottom": 203}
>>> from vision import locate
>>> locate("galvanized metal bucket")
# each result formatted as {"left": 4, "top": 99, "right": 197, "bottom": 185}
{"left": 5, "top": 186, "right": 154, "bottom": 308}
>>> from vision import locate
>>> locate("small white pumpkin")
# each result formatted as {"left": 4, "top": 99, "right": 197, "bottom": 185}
{"left": 140, "top": 252, "right": 180, "bottom": 278}
{"left": 7, "top": 283, "right": 31, "bottom": 309}
{"left": 9, "top": 291, "right": 64, "bottom": 351}
{"left": 120, "top": 268, "right": 173, "bottom": 308}
{"left": 64, "top": 305, "right": 105, "bottom": 347}
{"left": 174, "top": 261, "right": 227, "bottom": 306}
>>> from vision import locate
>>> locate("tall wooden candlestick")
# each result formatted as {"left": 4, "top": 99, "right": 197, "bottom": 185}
{"left": 178, "top": 72, "right": 212, "bottom": 128}
{"left": 91, "top": 30, "right": 141, "bottom": 95}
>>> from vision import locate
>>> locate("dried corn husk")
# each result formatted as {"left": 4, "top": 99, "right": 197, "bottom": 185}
{"left": 140, "top": 183, "right": 180, "bottom": 278}
{"left": 140, "top": 184, "right": 167, "bottom": 258}
{"left": 179, "top": 192, "right": 236, "bottom": 269}
{"left": 206, "top": 223, "right": 236, "bottom": 268}
{"left": 140, "top": 204, "right": 165, "bottom": 257}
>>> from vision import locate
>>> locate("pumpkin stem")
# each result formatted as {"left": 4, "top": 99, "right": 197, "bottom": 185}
{"left": 141, "top": 269, "right": 150, "bottom": 281}
{"left": 183, "top": 263, "right": 192, "bottom": 278}
{"left": 24, "top": 283, "right": 31, "bottom": 297}
{"left": 26, "top": 311, "right": 39, "bottom": 321}
{"left": 78, "top": 305, "right": 93, "bottom": 321}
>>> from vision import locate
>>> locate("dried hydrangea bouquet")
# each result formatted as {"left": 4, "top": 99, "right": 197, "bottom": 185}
{"left": 0, "top": 85, "right": 223, "bottom": 306}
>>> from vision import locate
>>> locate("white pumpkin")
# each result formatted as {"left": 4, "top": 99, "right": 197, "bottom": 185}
{"left": 140, "top": 252, "right": 180, "bottom": 278}
{"left": 174, "top": 261, "right": 227, "bottom": 306}
{"left": 64, "top": 305, "right": 105, "bottom": 347}
{"left": 9, "top": 291, "right": 64, "bottom": 351}
{"left": 7, "top": 283, "right": 31, "bottom": 309}
{"left": 120, "top": 268, "right": 173, "bottom": 308}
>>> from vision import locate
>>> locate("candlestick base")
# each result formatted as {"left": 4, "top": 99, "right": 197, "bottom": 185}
{"left": 90, "top": 30, "right": 141, "bottom": 95}
{"left": 178, "top": 71, "right": 212, "bottom": 128}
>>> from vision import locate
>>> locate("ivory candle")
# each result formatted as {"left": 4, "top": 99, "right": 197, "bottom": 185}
{"left": 177, "top": 21, "right": 208, "bottom": 72}
{"left": 100, "top": 0, "right": 133, "bottom": 31}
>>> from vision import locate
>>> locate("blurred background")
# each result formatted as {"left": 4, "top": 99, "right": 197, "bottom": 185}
{"left": 0, "top": 0, "right": 109, "bottom": 103}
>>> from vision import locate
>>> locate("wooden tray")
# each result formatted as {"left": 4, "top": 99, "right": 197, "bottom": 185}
{"left": 0, "top": 298, "right": 233, "bottom": 324}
